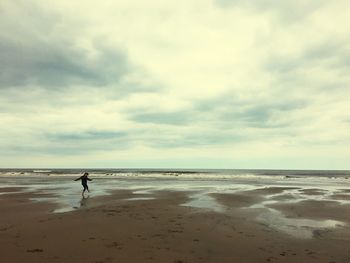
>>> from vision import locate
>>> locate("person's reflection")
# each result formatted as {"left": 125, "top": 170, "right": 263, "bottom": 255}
{"left": 80, "top": 195, "right": 90, "bottom": 207}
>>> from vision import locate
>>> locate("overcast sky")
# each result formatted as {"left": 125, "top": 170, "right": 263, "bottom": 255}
{"left": 1, "top": 0, "right": 349, "bottom": 169}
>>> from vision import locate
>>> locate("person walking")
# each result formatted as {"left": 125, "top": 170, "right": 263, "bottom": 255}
{"left": 75, "top": 172, "right": 92, "bottom": 196}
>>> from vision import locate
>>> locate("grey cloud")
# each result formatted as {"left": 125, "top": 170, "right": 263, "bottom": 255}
{"left": 221, "top": 103, "right": 305, "bottom": 128}
{"left": 265, "top": 40, "right": 350, "bottom": 74}
{"left": 47, "top": 130, "right": 127, "bottom": 141}
{"left": 7, "top": 144, "right": 115, "bottom": 156}
{"left": 0, "top": 38, "right": 129, "bottom": 88}
{"left": 6, "top": 145, "right": 89, "bottom": 156}
{"left": 263, "top": 40, "right": 350, "bottom": 98}
{"left": 264, "top": 59, "right": 300, "bottom": 74}
{"left": 148, "top": 133, "right": 245, "bottom": 148}
{"left": 129, "top": 111, "right": 190, "bottom": 125}
{"left": 6, "top": 132, "right": 238, "bottom": 154}
{"left": 44, "top": 128, "right": 236, "bottom": 153}
{"left": 196, "top": 95, "right": 307, "bottom": 129}
{"left": 127, "top": 93, "right": 307, "bottom": 130}
{"left": 215, "top": 0, "right": 326, "bottom": 22}
{"left": 304, "top": 42, "right": 350, "bottom": 71}
{"left": 0, "top": 1, "right": 159, "bottom": 96}
{"left": 0, "top": 1, "right": 122, "bottom": 89}
{"left": 3, "top": 130, "right": 131, "bottom": 156}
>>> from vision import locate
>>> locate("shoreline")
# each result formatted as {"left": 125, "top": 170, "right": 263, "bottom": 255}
{"left": 1, "top": 167, "right": 350, "bottom": 181}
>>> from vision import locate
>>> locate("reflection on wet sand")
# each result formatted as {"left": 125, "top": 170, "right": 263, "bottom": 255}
{"left": 80, "top": 195, "right": 90, "bottom": 207}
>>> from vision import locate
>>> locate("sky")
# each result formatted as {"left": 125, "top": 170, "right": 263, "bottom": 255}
{"left": 0, "top": 0, "right": 350, "bottom": 169}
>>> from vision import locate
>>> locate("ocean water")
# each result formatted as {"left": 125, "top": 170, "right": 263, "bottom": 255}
{"left": 1, "top": 168, "right": 349, "bottom": 179}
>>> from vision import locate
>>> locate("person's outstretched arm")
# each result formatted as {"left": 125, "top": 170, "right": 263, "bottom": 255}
{"left": 74, "top": 176, "right": 82, "bottom": 181}
{"left": 87, "top": 178, "right": 92, "bottom": 181}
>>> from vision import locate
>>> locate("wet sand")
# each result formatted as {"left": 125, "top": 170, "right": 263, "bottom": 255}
{"left": 1, "top": 186, "right": 350, "bottom": 263}
{"left": 267, "top": 199, "right": 350, "bottom": 222}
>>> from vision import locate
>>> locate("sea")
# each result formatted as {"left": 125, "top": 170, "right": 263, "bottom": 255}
{"left": 0, "top": 168, "right": 349, "bottom": 179}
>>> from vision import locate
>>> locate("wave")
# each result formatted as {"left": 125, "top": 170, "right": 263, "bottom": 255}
{"left": 0, "top": 168, "right": 349, "bottom": 181}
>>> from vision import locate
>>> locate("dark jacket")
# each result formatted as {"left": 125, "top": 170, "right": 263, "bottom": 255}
{"left": 75, "top": 175, "right": 92, "bottom": 185}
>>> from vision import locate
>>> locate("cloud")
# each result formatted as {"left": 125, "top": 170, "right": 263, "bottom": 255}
{"left": 146, "top": 132, "right": 246, "bottom": 149}
{"left": 128, "top": 111, "right": 190, "bottom": 126}
{"left": 0, "top": 39, "right": 130, "bottom": 88}
{"left": 0, "top": 0, "right": 350, "bottom": 168}
{"left": 45, "top": 130, "right": 131, "bottom": 154}
{"left": 3, "top": 130, "right": 131, "bottom": 156}
{"left": 194, "top": 94, "right": 308, "bottom": 129}
{"left": 220, "top": 103, "right": 305, "bottom": 129}
{"left": 47, "top": 130, "right": 127, "bottom": 141}
{"left": 265, "top": 40, "right": 350, "bottom": 74}
{"left": 0, "top": 0, "right": 159, "bottom": 97}
{"left": 215, "top": 0, "right": 327, "bottom": 22}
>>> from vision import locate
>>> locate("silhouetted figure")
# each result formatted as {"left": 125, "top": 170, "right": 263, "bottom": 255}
{"left": 74, "top": 172, "right": 92, "bottom": 196}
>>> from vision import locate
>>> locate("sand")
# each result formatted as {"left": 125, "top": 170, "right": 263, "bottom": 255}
{"left": 1, "top": 185, "right": 350, "bottom": 263}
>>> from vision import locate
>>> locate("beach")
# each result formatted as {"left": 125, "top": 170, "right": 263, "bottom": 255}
{"left": 1, "top": 172, "right": 350, "bottom": 263}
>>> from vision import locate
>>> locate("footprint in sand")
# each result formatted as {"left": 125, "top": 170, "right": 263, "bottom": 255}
{"left": 105, "top": 241, "right": 123, "bottom": 250}
{"left": 0, "top": 224, "right": 14, "bottom": 231}
{"left": 27, "top": 248, "right": 44, "bottom": 253}
{"left": 168, "top": 229, "right": 183, "bottom": 233}
{"left": 265, "top": 256, "right": 277, "bottom": 262}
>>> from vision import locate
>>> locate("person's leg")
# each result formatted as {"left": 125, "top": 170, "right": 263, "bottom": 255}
{"left": 82, "top": 184, "right": 89, "bottom": 194}
{"left": 82, "top": 184, "right": 87, "bottom": 196}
